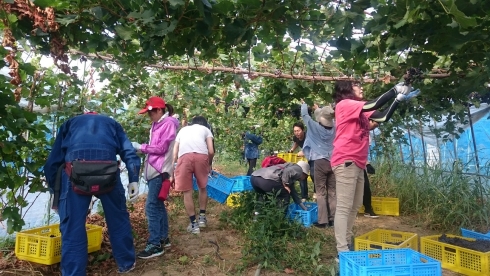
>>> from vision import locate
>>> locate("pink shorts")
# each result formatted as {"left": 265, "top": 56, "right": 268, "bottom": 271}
{"left": 174, "top": 153, "right": 210, "bottom": 192}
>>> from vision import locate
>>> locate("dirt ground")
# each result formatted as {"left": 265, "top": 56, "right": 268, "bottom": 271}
{"left": 2, "top": 193, "right": 462, "bottom": 276}
{"left": 107, "top": 196, "right": 461, "bottom": 276}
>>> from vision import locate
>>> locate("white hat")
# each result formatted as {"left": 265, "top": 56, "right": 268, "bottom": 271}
{"left": 296, "top": 160, "right": 310, "bottom": 175}
{"left": 315, "top": 106, "right": 334, "bottom": 127}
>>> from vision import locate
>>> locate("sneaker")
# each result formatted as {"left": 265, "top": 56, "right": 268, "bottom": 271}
{"left": 160, "top": 237, "right": 171, "bottom": 248}
{"left": 364, "top": 209, "right": 379, "bottom": 218}
{"left": 252, "top": 212, "right": 259, "bottom": 222}
{"left": 187, "top": 222, "right": 200, "bottom": 234}
{"left": 348, "top": 243, "right": 354, "bottom": 251}
{"left": 198, "top": 215, "right": 207, "bottom": 228}
{"left": 301, "top": 198, "right": 307, "bottom": 203}
{"left": 118, "top": 262, "right": 136, "bottom": 274}
{"left": 137, "top": 243, "right": 164, "bottom": 259}
{"left": 313, "top": 222, "right": 328, "bottom": 229}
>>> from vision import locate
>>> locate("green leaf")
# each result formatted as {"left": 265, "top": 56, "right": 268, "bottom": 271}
{"left": 56, "top": 14, "right": 78, "bottom": 26}
{"left": 115, "top": 25, "right": 134, "bottom": 40}
{"left": 441, "top": 0, "right": 477, "bottom": 29}
{"left": 336, "top": 36, "right": 352, "bottom": 60}
{"left": 23, "top": 110, "right": 37, "bottom": 123}
{"left": 19, "top": 63, "right": 37, "bottom": 75}
{"left": 287, "top": 20, "right": 301, "bottom": 41}
{"left": 33, "top": 0, "right": 69, "bottom": 8}
{"left": 201, "top": 0, "right": 212, "bottom": 8}
{"left": 447, "top": 19, "right": 459, "bottom": 28}
{"left": 214, "top": 0, "right": 234, "bottom": 14}
{"left": 152, "top": 20, "right": 178, "bottom": 37}
{"left": 169, "top": 0, "right": 185, "bottom": 7}
{"left": 2, "top": 142, "right": 14, "bottom": 154}
{"left": 25, "top": 162, "right": 38, "bottom": 174}
{"left": 7, "top": 14, "right": 17, "bottom": 23}
{"left": 91, "top": 7, "right": 104, "bottom": 21}
{"left": 141, "top": 10, "right": 155, "bottom": 24}
{"left": 127, "top": 12, "right": 142, "bottom": 19}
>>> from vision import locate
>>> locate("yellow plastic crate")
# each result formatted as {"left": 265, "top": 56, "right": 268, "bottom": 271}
{"left": 277, "top": 152, "right": 308, "bottom": 163}
{"left": 277, "top": 153, "right": 294, "bottom": 162}
{"left": 355, "top": 229, "right": 418, "bottom": 251}
{"left": 421, "top": 234, "right": 490, "bottom": 276}
{"left": 277, "top": 153, "right": 310, "bottom": 180}
{"left": 226, "top": 193, "right": 243, "bottom": 208}
{"left": 15, "top": 224, "right": 103, "bottom": 265}
{"left": 359, "top": 197, "right": 399, "bottom": 216}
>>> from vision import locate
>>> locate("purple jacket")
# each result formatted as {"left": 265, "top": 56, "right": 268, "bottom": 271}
{"left": 140, "top": 115, "right": 179, "bottom": 180}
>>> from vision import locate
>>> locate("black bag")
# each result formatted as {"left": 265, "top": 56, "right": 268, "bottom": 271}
{"left": 68, "top": 160, "right": 119, "bottom": 195}
{"left": 366, "top": 164, "right": 376, "bottom": 175}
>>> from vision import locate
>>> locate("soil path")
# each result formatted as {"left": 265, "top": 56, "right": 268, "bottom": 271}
{"left": 121, "top": 205, "right": 461, "bottom": 276}
{"left": 2, "top": 196, "right": 462, "bottom": 275}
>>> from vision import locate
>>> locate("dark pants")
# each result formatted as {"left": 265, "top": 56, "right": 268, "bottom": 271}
{"left": 58, "top": 171, "right": 135, "bottom": 275}
{"left": 251, "top": 175, "right": 290, "bottom": 212}
{"left": 314, "top": 158, "right": 336, "bottom": 223}
{"left": 299, "top": 160, "right": 315, "bottom": 199}
{"left": 363, "top": 170, "right": 373, "bottom": 211}
{"left": 247, "top": 158, "right": 257, "bottom": 176}
{"left": 145, "top": 174, "right": 169, "bottom": 245}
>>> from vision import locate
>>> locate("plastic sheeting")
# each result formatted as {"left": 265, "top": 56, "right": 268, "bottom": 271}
{"left": 382, "top": 103, "right": 490, "bottom": 173}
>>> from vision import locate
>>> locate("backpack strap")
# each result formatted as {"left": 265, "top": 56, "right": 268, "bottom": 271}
{"left": 51, "top": 163, "right": 66, "bottom": 209}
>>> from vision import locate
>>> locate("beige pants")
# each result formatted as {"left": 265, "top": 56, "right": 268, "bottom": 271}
{"left": 333, "top": 161, "right": 364, "bottom": 253}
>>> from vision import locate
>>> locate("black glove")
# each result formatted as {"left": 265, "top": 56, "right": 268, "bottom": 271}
{"left": 366, "top": 164, "right": 375, "bottom": 174}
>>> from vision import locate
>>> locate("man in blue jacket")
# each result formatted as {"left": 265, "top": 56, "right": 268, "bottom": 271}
{"left": 243, "top": 127, "right": 263, "bottom": 176}
{"left": 44, "top": 112, "right": 141, "bottom": 275}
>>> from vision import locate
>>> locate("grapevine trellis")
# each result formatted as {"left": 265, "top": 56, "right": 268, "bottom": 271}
{"left": 71, "top": 49, "right": 453, "bottom": 84}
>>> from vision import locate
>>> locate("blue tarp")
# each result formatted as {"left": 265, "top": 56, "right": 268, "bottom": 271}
{"left": 372, "top": 104, "right": 490, "bottom": 174}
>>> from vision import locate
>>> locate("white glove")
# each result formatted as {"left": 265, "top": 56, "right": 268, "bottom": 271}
{"left": 131, "top": 142, "right": 141, "bottom": 151}
{"left": 394, "top": 83, "right": 412, "bottom": 95}
{"left": 396, "top": 89, "right": 421, "bottom": 102}
{"left": 127, "top": 182, "right": 139, "bottom": 202}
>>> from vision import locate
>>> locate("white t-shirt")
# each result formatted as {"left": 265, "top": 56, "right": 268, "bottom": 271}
{"left": 176, "top": 124, "right": 214, "bottom": 157}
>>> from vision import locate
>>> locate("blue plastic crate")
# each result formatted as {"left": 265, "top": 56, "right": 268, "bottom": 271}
{"left": 206, "top": 172, "right": 234, "bottom": 204}
{"left": 339, "top": 249, "right": 441, "bottom": 276}
{"left": 230, "top": 176, "right": 253, "bottom": 192}
{"left": 287, "top": 202, "right": 318, "bottom": 227}
{"left": 461, "top": 228, "right": 490, "bottom": 240}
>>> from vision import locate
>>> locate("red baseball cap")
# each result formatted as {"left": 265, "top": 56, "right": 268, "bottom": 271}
{"left": 138, "top": 96, "right": 166, "bottom": 114}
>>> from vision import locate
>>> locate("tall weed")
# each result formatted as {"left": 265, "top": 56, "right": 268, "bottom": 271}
{"left": 371, "top": 159, "right": 490, "bottom": 232}
{"left": 220, "top": 191, "right": 336, "bottom": 275}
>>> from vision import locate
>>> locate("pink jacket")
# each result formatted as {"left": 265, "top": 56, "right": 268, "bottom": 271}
{"left": 140, "top": 115, "right": 179, "bottom": 180}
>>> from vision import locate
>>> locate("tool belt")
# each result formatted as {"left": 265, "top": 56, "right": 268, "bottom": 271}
{"left": 52, "top": 160, "right": 118, "bottom": 209}
{"left": 67, "top": 160, "right": 118, "bottom": 195}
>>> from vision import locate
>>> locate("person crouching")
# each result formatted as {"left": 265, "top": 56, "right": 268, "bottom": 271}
{"left": 251, "top": 161, "right": 310, "bottom": 214}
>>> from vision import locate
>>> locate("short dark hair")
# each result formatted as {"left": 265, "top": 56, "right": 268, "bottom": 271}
{"left": 293, "top": 121, "right": 305, "bottom": 131}
{"left": 191, "top": 116, "right": 209, "bottom": 128}
{"left": 334, "top": 80, "right": 360, "bottom": 103}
